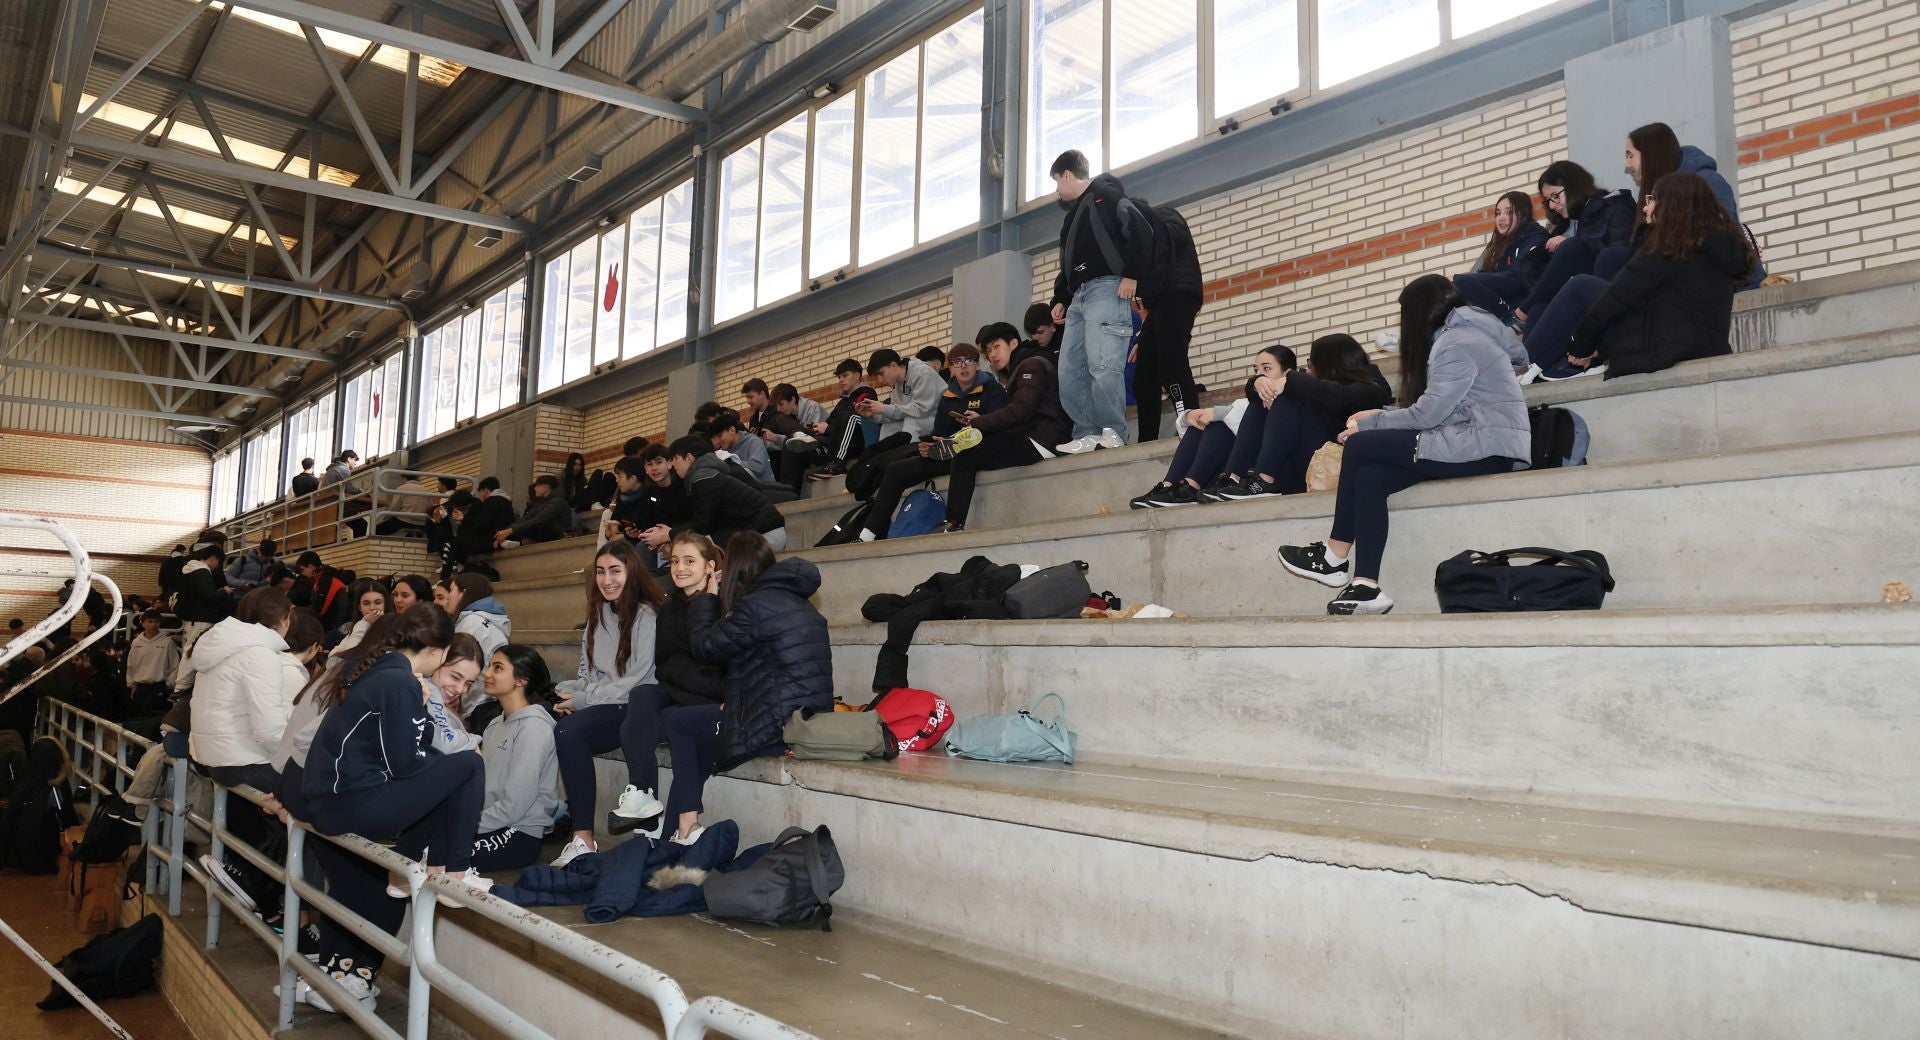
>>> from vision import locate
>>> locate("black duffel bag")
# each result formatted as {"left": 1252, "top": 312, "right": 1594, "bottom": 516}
{"left": 1434, "top": 547, "right": 1614, "bottom": 613}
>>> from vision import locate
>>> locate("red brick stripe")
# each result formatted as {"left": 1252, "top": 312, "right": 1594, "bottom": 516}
{"left": 1737, "top": 91, "right": 1920, "bottom": 165}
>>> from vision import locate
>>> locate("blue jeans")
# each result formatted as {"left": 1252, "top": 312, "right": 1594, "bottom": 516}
{"left": 1058, "top": 275, "right": 1133, "bottom": 441}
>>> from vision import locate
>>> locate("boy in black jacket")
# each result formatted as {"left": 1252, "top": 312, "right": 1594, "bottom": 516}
{"left": 669, "top": 436, "right": 789, "bottom": 552}
{"left": 853, "top": 343, "right": 1009, "bottom": 542}
{"left": 495, "top": 475, "right": 572, "bottom": 547}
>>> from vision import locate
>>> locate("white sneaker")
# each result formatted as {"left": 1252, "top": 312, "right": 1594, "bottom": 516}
{"left": 384, "top": 873, "right": 409, "bottom": 900}
{"left": 550, "top": 835, "right": 595, "bottom": 867}
{"left": 1094, "top": 427, "right": 1125, "bottom": 450}
{"left": 1518, "top": 363, "right": 1543, "bottom": 385}
{"left": 278, "top": 972, "right": 380, "bottom": 1014}
{"left": 200, "top": 854, "right": 256, "bottom": 912}
{"left": 613, "top": 785, "right": 664, "bottom": 820}
{"left": 1054, "top": 435, "right": 1098, "bottom": 455}
{"left": 668, "top": 825, "right": 707, "bottom": 847}
{"left": 436, "top": 869, "right": 492, "bottom": 908}
{"left": 856, "top": 529, "right": 876, "bottom": 543}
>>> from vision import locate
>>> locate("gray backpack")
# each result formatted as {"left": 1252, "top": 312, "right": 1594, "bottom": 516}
{"left": 703, "top": 826, "right": 844, "bottom": 931}
{"left": 1003, "top": 561, "right": 1092, "bottom": 619}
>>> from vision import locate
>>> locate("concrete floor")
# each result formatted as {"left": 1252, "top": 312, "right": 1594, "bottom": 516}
{"left": 0, "top": 870, "right": 193, "bottom": 1040}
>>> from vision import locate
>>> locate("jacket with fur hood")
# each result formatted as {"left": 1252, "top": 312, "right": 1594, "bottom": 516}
{"left": 559, "top": 600, "right": 659, "bottom": 711}
{"left": 689, "top": 558, "right": 833, "bottom": 765}
{"left": 478, "top": 705, "right": 559, "bottom": 836}
{"left": 1360, "top": 307, "right": 1530, "bottom": 466}
{"left": 187, "top": 616, "right": 293, "bottom": 767}
{"left": 304, "top": 652, "right": 440, "bottom": 798}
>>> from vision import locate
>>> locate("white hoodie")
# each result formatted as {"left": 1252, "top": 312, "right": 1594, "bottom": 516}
{"left": 186, "top": 616, "right": 293, "bottom": 767}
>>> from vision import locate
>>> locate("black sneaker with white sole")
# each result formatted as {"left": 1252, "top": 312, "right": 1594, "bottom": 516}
{"left": 1197, "top": 474, "right": 1242, "bottom": 503}
{"left": 1217, "top": 475, "right": 1283, "bottom": 501}
{"left": 200, "top": 854, "right": 257, "bottom": 912}
{"left": 1327, "top": 583, "right": 1394, "bottom": 615}
{"left": 1145, "top": 482, "right": 1200, "bottom": 507}
{"left": 1129, "top": 484, "right": 1170, "bottom": 510}
{"left": 1277, "top": 542, "right": 1351, "bottom": 588}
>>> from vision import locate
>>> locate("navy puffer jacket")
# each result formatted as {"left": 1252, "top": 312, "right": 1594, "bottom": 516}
{"left": 688, "top": 558, "right": 833, "bottom": 764}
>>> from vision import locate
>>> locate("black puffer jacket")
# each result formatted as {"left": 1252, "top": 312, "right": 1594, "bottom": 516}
{"left": 973, "top": 342, "right": 1072, "bottom": 450}
{"left": 1278, "top": 365, "right": 1395, "bottom": 440}
{"left": 688, "top": 558, "right": 833, "bottom": 765}
{"left": 686, "top": 454, "right": 784, "bottom": 541}
{"left": 655, "top": 589, "right": 724, "bottom": 707}
{"left": 1570, "top": 231, "right": 1751, "bottom": 379}
{"left": 1136, "top": 203, "right": 1204, "bottom": 307}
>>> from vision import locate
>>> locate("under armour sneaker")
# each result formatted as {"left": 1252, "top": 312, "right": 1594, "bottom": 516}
{"left": 200, "top": 854, "right": 256, "bottom": 912}
{"left": 1327, "top": 583, "right": 1395, "bottom": 616}
{"left": 1277, "top": 542, "right": 1352, "bottom": 588}
{"left": 550, "top": 835, "right": 595, "bottom": 868}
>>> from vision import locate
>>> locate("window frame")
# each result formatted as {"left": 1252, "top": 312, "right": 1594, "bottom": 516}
{"left": 415, "top": 277, "right": 528, "bottom": 442}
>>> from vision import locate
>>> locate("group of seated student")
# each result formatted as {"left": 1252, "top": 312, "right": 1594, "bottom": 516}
{"left": 601, "top": 443, "right": 689, "bottom": 572}
{"left": 432, "top": 476, "right": 515, "bottom": 580}
{"left": 736, "top": 379, "right": 831, "bottom": 493}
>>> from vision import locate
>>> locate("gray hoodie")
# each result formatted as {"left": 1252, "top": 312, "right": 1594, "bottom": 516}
{"left": 478, "top": 705, "right": 559, "bottom": 836}
{"left": 557, "top": 602, "right": 658, "bottom": 710}
{"left": 875, "top": 357, "right": 942, "bottom": 441}
{"left": 1362, "top": 307, "right": 1531, "bottom": 466}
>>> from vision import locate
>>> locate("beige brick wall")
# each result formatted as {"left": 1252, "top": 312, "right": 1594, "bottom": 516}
{"left": 582, "top": 380, "right": 671, "bottom": 465}
{"left": 712, "top": 288, "right": 954, "bottom": 406}
{"left": 317, "top": 536, "right": 444, "bottom": 582}
{"left": 1733, "top": 0, "right": 1920, "bottom": 278}
{"left": 417, "top": 444, "right": 482, "bottom": 482}
{"left": 1, "top": 428, "right": 211, "bottom": 624}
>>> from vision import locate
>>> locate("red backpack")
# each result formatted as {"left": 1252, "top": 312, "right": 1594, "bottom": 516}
{"left": 867, "top": 688, "right": 954, "bottom": 753}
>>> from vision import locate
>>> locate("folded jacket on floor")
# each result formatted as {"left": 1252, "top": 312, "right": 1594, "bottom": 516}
{"left": 492, "top": 820, "right": 740, "bottom": 922}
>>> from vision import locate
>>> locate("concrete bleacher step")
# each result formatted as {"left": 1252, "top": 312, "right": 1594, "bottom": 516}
{"left": 791, "top": 429, "right": 1920, "bottom": 625}
{"left": 770, "top": 325, "right": 1920, "bottom": 548}
{"left": 577, "top": 749, "right": 1920, "bottom": 1039}
{"left": 827, "top": 603, "right": 1920, "bottom": 829}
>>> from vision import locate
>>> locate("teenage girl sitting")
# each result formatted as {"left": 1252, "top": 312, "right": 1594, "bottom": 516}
{"left": 470, "top": 645, "right": 561, "bottom": 872}
{"left": 665, "top": 532, "right": 833, "bottom": 846}
{"left": 548, "top": 540, "right": 665, "bottom": 867}
{"left": 1278, "top": 275, "right": 1530, "bottom": 615}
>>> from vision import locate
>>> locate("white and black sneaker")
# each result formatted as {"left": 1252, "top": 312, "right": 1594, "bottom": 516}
{"left": 1217, "top": 475, "right": 1283, "bottom": 501}
{"left": 200, "top": 854, "right": 256, "bottom": 912}
{"left": 606, "top": 785, "right": 665, "bottom": 837}
{"left": 1198, "top": 473, "right": 1243, "bottom": 503}
{"left": 1144, "top": 482, "right": 1200, "bottom": 508}
{"left": 1277, "top": 542, "right": 1351, "bottom": 588}
{"left": 1129, "top": 484, "right": 1170, "bottom": 510}
{"left": 1327, "top": 583, "right": 1394, "bottom": 616}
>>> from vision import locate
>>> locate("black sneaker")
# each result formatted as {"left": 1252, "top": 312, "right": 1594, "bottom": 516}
{"left": 1217, "top": 475, "right": 1283, "bottom": 501}
{"left": 200, "top": 854, "right": 257, "bottom": 912}
{"left": 1277, "top": 542, "right": 1351, "bottom": 588}
{"left": 1327, "top": 583, "right": 1394, "bottom": 615}
{"left": 1129, "top": 484, "right": 1171, "bottom": 510}
{"left": 298, "top": 922, "right": 322, "bottom": 958}
{"left": 1197, "top": 473, "right": 1242, "bottom": 503}
{"left": 1145, "top": 482, "right": 1200, "bottom": 508}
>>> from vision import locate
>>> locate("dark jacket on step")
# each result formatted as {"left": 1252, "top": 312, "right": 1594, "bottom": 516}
{"left": 861, "top": 555, "right": 1024, "bottom": 691}
{"left": 1050, "top": 172, "right": 1153, "bottom": 308}
{"left": 973, "top": 342, "right": 1071, "bottom": 450}
{"left": 654, "top": 589, "right": 724, "bottom": 707}
{"left": 0, "top": 737, "right": 78, "bottom": 874}
{"left": 1279, "top": 365, "right": 1396, "bottom": 440}
{"left": 508, "top": 493, "right": 572, "bottom": 543}
{"left": 1569, "top": 230, "right": 1751, "bottom": 379}
{"left": 688, "top": 558, "right": 833, "bottom": 765}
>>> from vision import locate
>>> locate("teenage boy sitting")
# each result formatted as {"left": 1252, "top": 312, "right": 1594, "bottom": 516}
{"left": 669, "top": 435, "right": 790, "bottom": 551}
{"left": 854, "top": 343, "right": 1009, "bottom": 541}
{"left": 602, "top": 448, "right": 689, "bottom": 566}
{"left": 706, "top": 408, "right": 796, "bottom": 502}
{"left": 937, "top": 322, "right": 1073, "bottom": 533}
{"left": 810, "top": 359, "right": 878, "bottom": 480}
{"left": 495, "top": 475, "right": 572, "bottom": 547}
{"left": 767, "top": 383, "right": 831, "bottom": 491}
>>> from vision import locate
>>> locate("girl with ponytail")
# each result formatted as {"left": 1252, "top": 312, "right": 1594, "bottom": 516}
{"left": 295, "top": 603, "right": 490, "bottom": 1010}
{"left": 469, "top": 645, "right": 561, "bottom": 871}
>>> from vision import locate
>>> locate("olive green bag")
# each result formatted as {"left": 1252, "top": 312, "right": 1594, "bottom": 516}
{"left": 783, "top": 708, "right": 898, "bottom": 762}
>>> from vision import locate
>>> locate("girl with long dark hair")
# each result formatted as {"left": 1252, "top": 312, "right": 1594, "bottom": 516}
{"left": 1277, "top": 276, "right": 1530, "bottom": 615}
{"left": 1512, "top": 161, "right": 1636, "bottom": 325}
{"left": 469, "top": 645, "right": 560, "bottom": 871}
{"left": 1453, "top": 190, "right": 1548, "bottom": 327}
{"left": 663, "top": 532, "right": 832, "bottom": 845}
{"left": 1558, "top": 172, "right": 1755, "bottom": 379}
{"left": 548, "top": 540, "right": 667, "bottom": 866}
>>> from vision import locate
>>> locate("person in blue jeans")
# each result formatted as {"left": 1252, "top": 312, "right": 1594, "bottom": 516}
{"left": 1047, "top": 149, "right": 1154, "bottom": 454}
{"left": 1452, "top": 190, "right": 1548, "bottom": 328}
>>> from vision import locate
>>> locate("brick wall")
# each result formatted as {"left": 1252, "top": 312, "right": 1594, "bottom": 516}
{"left": 531, "top": 405, "right": 586, "bottom": 471}
{"left": 1732, "top": 0, "right": 1920, "bottom": 278}
{"left": 581, "top": 380, "right": 670, "bottom": 466}
{"left": 315, "top": 536, "right": 443, "bottom": 583}
{"left": 417, "top": 444, "right": 482, "bottom": 482}
{"left": 0, "top": 428, "right": 211, "bottom": 625}
{"left": 712, "top": 287, "right": 955, "bottom": 407}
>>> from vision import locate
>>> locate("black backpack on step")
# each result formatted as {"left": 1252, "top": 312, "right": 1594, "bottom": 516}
{"left": 704, "top": 826, "right": 845, "bottom": 931}
{"left": 815, "top": 501, "right": 874, "bottom": 547}
{"left": 37, "top": 913, "right": 164, "bottom": 1009}
{"left": 72, "top": 791, "right": 141, "bottom": 864}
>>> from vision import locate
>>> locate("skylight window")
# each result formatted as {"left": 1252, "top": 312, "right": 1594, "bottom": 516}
{"left": 215, "top": 3, "right": 466, "bottom": 87}
{"left": 81, "top": 93, "right": 360, "bottom": 187}
{"left": 55, "top": 176, "right": 295, "bottom": 249}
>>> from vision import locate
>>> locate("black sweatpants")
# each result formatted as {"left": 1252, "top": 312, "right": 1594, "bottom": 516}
{"left": 1132, "top": 294, "right": 1202, "bottom": 442}
{"left": 1331, "top": 429, "right": 1517, "bottom": 582}
{"left": 306, "top": 750, "right": 485, "bottom": 872}
{"left": 204, "top": 761, "right": 285, "bottom": 906}
{"left": 946, "top": 432, "right": 1045, "bottom": 527}
{"left": 280, "top": 760, "right": 404, "bottom": 981}
{"left": 862, "top": 455, "right": 949, "bottom": 538}
{"left": 469, "top": 827, "right": 542, "bottom": 871}
{"left": 661, "top": 705, "right": 724, "bottom": 820}
{"left": 617, "top": 683, "right": 678, "bottom": 795}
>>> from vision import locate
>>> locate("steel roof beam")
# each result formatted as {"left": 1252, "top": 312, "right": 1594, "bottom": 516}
{"left": 0, "top": 355, "right": 267, "bottom": 397}
{"left": 30, "top": 245, "right": 405, "bottom": 310}
{"left": 217, "top": 0, "right": 706, "bottom": 123}
{"left": 13, "top": 311, "right": 332, "bottom": 361}
{"left": 0, "top": 392, "right": 237, "bottom": 425}
{"left": 67, "top": 133, "right": 532, "bottom": 233}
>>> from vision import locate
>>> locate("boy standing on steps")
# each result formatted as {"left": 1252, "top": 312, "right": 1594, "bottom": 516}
{"left": 1048, "top": 149, "right": 1153, "bottom": 455}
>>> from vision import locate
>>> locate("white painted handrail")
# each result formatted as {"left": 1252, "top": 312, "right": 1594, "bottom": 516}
{"left": 0, "top": 514, "right": 123, "bottom": 706}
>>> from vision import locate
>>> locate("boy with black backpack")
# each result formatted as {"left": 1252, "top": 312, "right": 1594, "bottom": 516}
{"left": 1129, "top": 197, "right": 1205, "bottom": 442}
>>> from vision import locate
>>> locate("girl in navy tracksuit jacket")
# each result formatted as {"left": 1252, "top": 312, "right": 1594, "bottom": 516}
{"left": 302, "top": 603, "right": 488, "bottom": 896}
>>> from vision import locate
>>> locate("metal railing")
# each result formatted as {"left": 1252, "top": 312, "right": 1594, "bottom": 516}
{"left": 37, "top": 698, "right": 818, "bottom": 1040}
{"left": 222, "top": 465, "right": 474, "bottom": 556}
{"left": 1, "top": 512, "right": 124, "bottom": 704}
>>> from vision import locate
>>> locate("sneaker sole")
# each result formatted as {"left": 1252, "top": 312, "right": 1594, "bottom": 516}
{"left": 1328, "top": 598, "right": 1394, "bottom": 616}
{"left": 201, "top": 856, "right": 257, "bottom": 912}
{"left": 1145, "top": 499, "right": 1198, "bottom": 508}
{"left": 1278, "top": 555, "right": 1352, "bottom": 588}
{"left": 606, "top": 810, "right": 664, "bottom": 836}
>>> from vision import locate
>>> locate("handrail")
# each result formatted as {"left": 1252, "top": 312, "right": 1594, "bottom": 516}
{"left": 37, "top": 698, "right": 820, "bottom": 1040}
{"left": 0, "top": 512, "right": 95, "bottom": 669}
{"left": 223, "top": 464, "right": 473, "bottom": 556}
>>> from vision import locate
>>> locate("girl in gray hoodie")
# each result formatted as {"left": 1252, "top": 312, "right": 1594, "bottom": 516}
{"left": 1279, "top": 275, "right": 1529, "bottom": 615}
{"left": 470, "top": 645, "right": 560, "bottom": 871}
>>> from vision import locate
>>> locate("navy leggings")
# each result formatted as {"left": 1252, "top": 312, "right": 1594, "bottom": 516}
{"left": 1522, "top": 247, "right": 1633, "bottom": 366}
{"left": 1164, "top": 395, "right": 1328, "bottom": 493}
{"left": 617, "top": 684, "right": 679, "bottom": 794}
{"left": 306, "top": 750, "right": 485, "bottom": 872}
{"left": 1453, "top": 270, "right": 1528, "bottom": 326}
{"left": 1517, "top": 236, "right": 1602, "bottom": 317}
{"left": 1331, "top": 429, "right": 1517, "bottom": 582}
{"left": 553, "top": 703, "right": 625, "bottom": 824}
{"left": 661, "top": 705, "right": 723, "bottom": 820}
